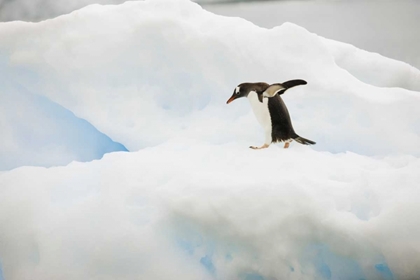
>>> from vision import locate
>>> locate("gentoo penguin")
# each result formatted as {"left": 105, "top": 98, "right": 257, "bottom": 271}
{"left": 226, "top": 79, "right": 315, "bottom": 149}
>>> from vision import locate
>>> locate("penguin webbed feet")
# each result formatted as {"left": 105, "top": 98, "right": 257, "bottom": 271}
{"left": 249, "top": 144, "right": 270, "bottom": 150}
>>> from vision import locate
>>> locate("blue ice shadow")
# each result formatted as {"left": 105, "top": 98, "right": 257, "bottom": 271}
{"left": 304, "top": 244, "right": 395, "bottom": 280}
{"left": 0, "top": 65, "right": 128, "bottom": 170}
{"left": 305, "top": 244, "right": 364, "bottom": 280}
{"left": 375, "top": 263, "right": 394, "bottom": 280}
{"left": 200, "top": 254, "right": 216, "bottom": 275}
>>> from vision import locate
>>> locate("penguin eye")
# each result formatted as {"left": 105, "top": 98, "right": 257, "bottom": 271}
{"left": 235, "top": 87, "right": 240, "bottom": 94}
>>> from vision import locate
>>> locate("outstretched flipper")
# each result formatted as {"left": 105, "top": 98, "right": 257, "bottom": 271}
{"left": 281, "top": 79, "right": 307, "bottom": 91}
{"left": 260, "top": 79, "right": 307, "bottom": 102}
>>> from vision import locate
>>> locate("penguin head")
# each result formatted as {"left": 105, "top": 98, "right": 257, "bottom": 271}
{"left": 226, "top": 83, "right": 252, "bottom": 104}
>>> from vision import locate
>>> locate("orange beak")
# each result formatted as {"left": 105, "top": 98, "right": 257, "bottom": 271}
{"left": 226, "top": 95, "right": 237, "bottom": 104}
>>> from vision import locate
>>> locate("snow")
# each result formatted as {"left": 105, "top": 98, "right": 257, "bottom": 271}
{"left": 323, "top": 39, "right": 420, "bottom": 91}
{"left": 204, "top": 0, "right": 420, "bottom": 71}
{"left": 2, "top": 146, "right": 419, "bottom": 279}
{"left": 0, "top": 59, "right": 128, "bottom": 170}
{"left": 0, "top": 0, "right": 128, "bottom": 22}
{"left": 1, "top": 0, "right": 420, "bottom": 279}
{"left": 2, "top": 0, "right": 419, "bottom": 72}
{"left": 0, "top": 0, "right": 235, "bottom": 22}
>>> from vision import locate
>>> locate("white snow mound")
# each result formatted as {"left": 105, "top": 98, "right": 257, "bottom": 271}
{"left": 0, "top": 0, "right": 419, "bottom": 279}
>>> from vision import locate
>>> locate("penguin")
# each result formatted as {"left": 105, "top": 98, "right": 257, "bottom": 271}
{"left": 226, "top": 79, "right": 315, "bottom": 149}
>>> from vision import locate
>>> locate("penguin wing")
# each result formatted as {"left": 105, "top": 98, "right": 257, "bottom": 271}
{"left": 262, "top": 84, "right": 286, "bottom": 98}
{"left": 281, "top": 79, "right": 307, "bottom": 89}
{"left": 263, "top": 80, "right": 308, "bottom": 99}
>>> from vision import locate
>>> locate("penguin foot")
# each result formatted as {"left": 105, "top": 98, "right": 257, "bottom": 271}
{"left": 249, "top": 144, "right": 270, "bottom": 150}
{"left": 284, "top": 142, "right": 290, "bottom": 149}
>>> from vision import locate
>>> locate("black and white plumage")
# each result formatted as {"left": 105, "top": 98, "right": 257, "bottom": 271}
{"left": 226, "top": 79, "right": 315, "bottom": 149}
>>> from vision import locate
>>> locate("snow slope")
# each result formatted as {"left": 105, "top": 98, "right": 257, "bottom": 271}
{"left": 1, "top": 0, "right": 419, "bottom": 155}
{"left": 1, "top": 0, "right": 420, "bottom": 279}
{"left": 2, "top": 0, "right": 419, "bottom": 74}
{"left": 0, "top": 0, "right": 245, "bottom": 22}
{"left": 0, "top": 58, "right": 128, "bottom": 170}
{"left": 205, "top": 0, "right": 420, "bottom": 71}
{"left": 4, "top": 145, "right": 419, "bottom": 280}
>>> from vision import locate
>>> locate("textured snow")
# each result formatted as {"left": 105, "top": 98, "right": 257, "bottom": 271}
{"left": 1, "top": 0, "right": 420, "bottom": 279}
{"left": 2, "top": 0, "right": 419, "bottom": 72}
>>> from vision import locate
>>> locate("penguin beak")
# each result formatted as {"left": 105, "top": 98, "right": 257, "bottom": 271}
{"left": 226, "top": 94, "right": 237, "bottom": 104}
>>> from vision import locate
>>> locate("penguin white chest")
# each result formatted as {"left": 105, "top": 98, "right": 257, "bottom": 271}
{"left": 247, "top": 91, "right": 272, "bottom": 130}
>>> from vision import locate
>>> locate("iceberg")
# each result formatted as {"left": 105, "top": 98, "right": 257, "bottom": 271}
{"left": 0, "top": 0, "right": 419, "bottom": 279}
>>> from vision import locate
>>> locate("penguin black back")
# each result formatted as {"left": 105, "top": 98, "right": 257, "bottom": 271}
{"left": 267, "top": 95, "right": 297, "bottom": 142}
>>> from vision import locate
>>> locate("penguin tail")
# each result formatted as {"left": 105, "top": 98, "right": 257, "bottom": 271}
{"left": 293, "top": 135, "right": 316, "bottom": 145}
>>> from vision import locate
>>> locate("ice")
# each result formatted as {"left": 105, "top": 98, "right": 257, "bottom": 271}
{"left": 0, "top": 60, "right": 127, "bottom": 171}
{"left": 322, "top": 38, "right": 420, "bottom": 91}
{"left": 2, "top": 1, "right": 419, "bottom": 155}
{"left": 1, "top": 0, "right": 419, "bottom": 279}
{"left": 1, "top": 146, "right": 419, "bottom": 279}
{"left": 205, "top": 0, "right": 420, "bottom": 71}
{"left": 0, "top": 0, "right": 231, "bottom": 22}
{"left": 0, "top": 0, "right": 127, "bottom": 22}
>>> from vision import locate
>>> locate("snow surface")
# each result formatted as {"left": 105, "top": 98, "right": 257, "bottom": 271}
{"left": 205, "top": 0, "right": 420, "bottom": 71}
{"left": 0, "top": 59, "right": 128, "bottom": 170}
{"left": 3, "top": 0, "right": 419, "bottom": 74}
{"left": 0, "top": 0, "right": 236, "bottom": 22}
{"left": 1, "top": 0, "right": 420, "bottom": 279}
